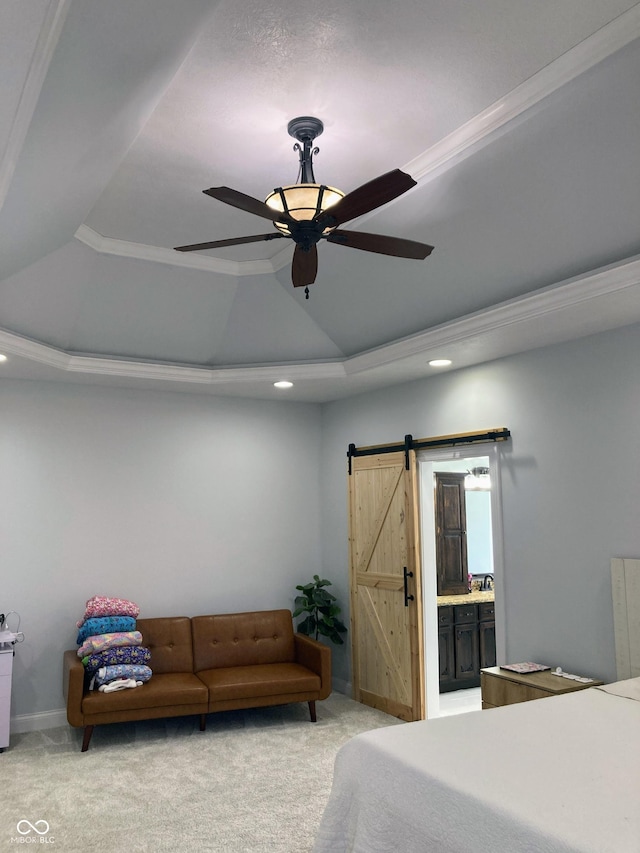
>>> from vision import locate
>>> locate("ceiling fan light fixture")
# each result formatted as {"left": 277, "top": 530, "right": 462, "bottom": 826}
{"left": 175, "top": 115, "right": 433, "bottom": 292}
{"left": 265, "top": 184, "right": 345, "bottom": 235}
{"left": 265, "top": 116, "right": 344, "bottom": 237}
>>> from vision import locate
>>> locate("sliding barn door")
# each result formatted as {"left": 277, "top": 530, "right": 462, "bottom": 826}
{"left": 348, "top": 451, "right": 424, "bottom": 721}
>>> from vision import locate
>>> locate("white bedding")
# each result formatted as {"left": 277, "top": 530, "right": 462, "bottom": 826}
{"left": 314, "top": 682, "right": 640, "bottom": 853}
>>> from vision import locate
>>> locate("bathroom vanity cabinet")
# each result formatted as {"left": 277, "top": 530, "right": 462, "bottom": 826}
{"left": 438, "top": 600, "right": 496, "bottom": 692}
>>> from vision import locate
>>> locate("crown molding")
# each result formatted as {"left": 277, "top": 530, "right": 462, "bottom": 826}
{"left": 74, "top": 225, "right": 285, "bottom": 277}
{"left": 64, "top": 355, "right": 345, "bottom": 385}
{"left": 0, "top": 327, "right": 345, "bottom": 386}
{"left": 403, "top": 6, "right": 640, "bottom": 183}
{"left": 346, "top": 255, "right": 640, "bottom": 374}
{"left": 0, "top": 331, "right": 70, "bottom": 369}
{"left": 0, "top": 0, "right": 72, "bottom": 212}
{"left": 1, "top": 255, "right": 638, "bottom": 390}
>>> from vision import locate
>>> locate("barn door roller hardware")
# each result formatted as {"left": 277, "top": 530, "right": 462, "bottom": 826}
{"left": 347, "top": 428, "right": 511, "bottom": 474}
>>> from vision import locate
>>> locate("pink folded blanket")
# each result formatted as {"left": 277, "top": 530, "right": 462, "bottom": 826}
{"left": 76, "top": 596, "right": 140, "bottom": 628}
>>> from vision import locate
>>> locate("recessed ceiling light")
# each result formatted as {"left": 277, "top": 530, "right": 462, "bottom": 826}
{"left": 274, "top": 380, "right": 293, "bottom": 389}
{"left": 428, "top": 359, "right": 452, "bottom": 368}
{"left": 0, "top": 354, "right": 7, "bottom": 363}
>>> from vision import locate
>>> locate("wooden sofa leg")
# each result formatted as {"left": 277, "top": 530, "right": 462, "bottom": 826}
{"left": 308, "top": 700, "right": 317, "bottom": 722}
{"left": 199, "top": 714, "right": 207, "bottom": 731}
{"left": 81, "top": 725, "right": 94, "bottom": 752}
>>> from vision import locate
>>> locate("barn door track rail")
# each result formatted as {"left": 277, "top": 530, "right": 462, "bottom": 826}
{"left": 347, "top": 428, "right": 511, "bottom": 474}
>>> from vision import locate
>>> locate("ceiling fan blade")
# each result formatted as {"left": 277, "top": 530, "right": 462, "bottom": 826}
{"left": 292, "top": 244, "right": 318, "bottom": 288}
{"left": 317, "top": 169, "right": 417, "bottom": 227}
{"left": 175, "top": 233, "right": 285, "bottom": 252}
{"left": 326, "top": 229, "right": 433, "bottom": 260}
{"left": 203, "top": 186, "right": 293, "bottom": 226}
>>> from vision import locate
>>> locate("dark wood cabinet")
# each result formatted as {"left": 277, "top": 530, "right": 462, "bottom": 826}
{"left": 439, "top": 600, "right": 496, "bottom": 692}
{"left": 437, "top": 606, "right": 455, "bottom": 684}
{"left": 435, "top": 473, "right": 468, "bottom": 595}
{"left": 454, "top": 630, "right": 479, "bottom": 684}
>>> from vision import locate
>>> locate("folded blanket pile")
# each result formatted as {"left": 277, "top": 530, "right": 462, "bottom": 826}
{"left": 74, "top": 596, "right": 152, "bottom": 691}
{"left": 76, "top": 616, "right": 137, "bottom": 644}
{"left": 77, "top": 630, "right": 143, "bottom": 658}
{"left": 76, "top": 596, "right": 140, "bottom": 628}
{"left": 82, "top": 645, "right": 151, "bottom": 674}
{"left": 89, "top": 664, "right": 153, "bottom": 691}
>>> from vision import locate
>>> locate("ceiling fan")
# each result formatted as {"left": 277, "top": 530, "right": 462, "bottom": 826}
{"left": 175, "top": 117, "right": 434, "bottom": 297}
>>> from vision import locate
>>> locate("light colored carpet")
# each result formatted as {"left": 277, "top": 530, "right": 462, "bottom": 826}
{"left": 0, "top": 693, "right": 402, "bottom": 852}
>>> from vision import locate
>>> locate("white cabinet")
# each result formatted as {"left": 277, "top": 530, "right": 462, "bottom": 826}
{"left": 0, "top": 647, "right": 13, "bottom": 750}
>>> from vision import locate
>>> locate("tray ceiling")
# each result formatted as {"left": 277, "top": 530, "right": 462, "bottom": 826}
{"left": 1, "top": 0, "right": 639, "bottom": 401}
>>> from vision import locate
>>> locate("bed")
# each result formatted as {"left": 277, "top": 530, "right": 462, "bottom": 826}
{"left": 314, "top": 679, "right": 639, "bottom": 853}
{"left": 314, "top": 560, "right": 640, "bottom": 853}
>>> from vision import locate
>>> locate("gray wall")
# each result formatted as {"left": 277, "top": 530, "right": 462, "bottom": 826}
{"left": 3, "top": 319, "right": 640, "bottom": 725}
{"left": 321, "top": 322, "right": 640, "bottom": 687}
{"left": 0, "top": 381, "right": 322, "bottom": 721}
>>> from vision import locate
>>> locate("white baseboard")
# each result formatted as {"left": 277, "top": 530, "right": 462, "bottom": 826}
{"left": 11, "top": 708, "right": 67, "bottom": 734}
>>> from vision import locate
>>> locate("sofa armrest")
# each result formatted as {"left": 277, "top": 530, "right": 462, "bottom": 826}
{"left": 293, "top": 633, "right": 332, "bottom": 700}
{"left": 63, "top": 649, "right": 86, "bottom": 727}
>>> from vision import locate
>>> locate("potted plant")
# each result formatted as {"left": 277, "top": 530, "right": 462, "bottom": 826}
{"left": 293, "top": 575, "right": 347, "bottom": 645}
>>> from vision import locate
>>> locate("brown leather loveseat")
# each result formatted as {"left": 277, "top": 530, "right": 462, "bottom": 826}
{"left": 63, "top": 609, "right": 331, "bottom": 751}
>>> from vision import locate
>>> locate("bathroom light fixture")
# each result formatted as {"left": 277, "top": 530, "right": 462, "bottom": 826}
{"left": 274, "top": 380, "right": 293, "bottom": 389}
{"left": 465, "top": 467, "right": 491, "bottom": 490}
{"left": 428, "top": 358, "right": 452, "bottom": 368}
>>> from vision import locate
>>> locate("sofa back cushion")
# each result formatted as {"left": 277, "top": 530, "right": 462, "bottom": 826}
{"left": 137, "top": 617, "right": 195, "bottom": 674}
{"left": 192, "top": 610, "right": 295, "bottom": 672}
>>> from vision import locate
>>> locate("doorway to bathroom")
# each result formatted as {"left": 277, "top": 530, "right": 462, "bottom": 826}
{"left": 417, "top": 443, "right": 506, "bottom": 718}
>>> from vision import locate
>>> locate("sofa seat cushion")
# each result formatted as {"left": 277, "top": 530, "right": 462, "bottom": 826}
{"left": 82, "top": 672, "right": 208, "bottom": 714}
{"left": 198, "top": 662, "right": 321, "bottom": 702}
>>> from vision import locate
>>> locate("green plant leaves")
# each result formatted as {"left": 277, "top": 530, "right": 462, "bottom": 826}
{"left": 296, "top": 615, "right": 317, "bottom": 636}
{"left": 293, "top": 576, "right": 347, "bottom": 645}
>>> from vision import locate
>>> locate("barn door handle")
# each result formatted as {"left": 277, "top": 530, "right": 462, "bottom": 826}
{"left": 403, "top": 567, "right": 414, "bottom": 607}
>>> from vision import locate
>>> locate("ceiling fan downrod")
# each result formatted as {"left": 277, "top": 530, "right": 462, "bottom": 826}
{"left": 288, "top": 116, "right": 324, "bottom": 184}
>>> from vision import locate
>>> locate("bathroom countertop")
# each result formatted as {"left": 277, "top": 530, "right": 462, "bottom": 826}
{"left": 437, "top": 590, "right": 495, "bottom": 606}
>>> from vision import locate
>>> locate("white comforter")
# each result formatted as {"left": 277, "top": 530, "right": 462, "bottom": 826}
{"left": 314, "top": 681, "right": 640, "bottom": 853}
